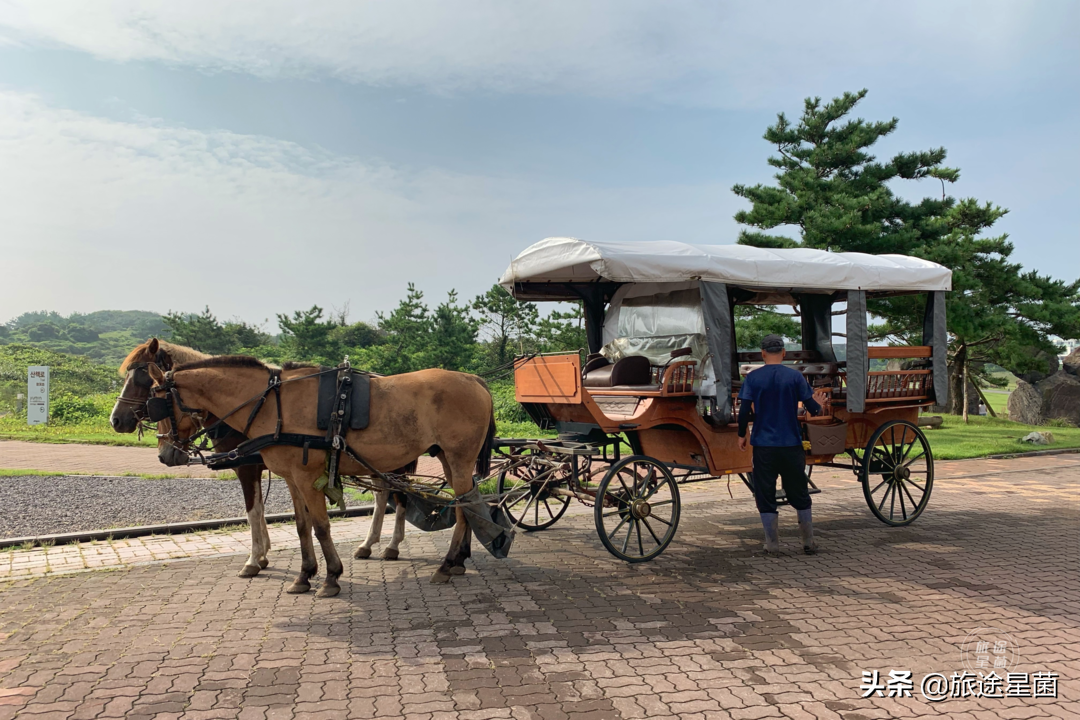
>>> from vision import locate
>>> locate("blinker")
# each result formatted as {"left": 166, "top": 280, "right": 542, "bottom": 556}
{"left": 146, "top": 396, "right": 172, "bottom": 422}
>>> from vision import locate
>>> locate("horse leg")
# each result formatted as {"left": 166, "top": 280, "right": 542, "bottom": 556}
{"left": 354, "top": 488, "right": 387, "bottom": 560}
{"left": 282, "top": 478, "right": 318, "bottom": 594}
{"left": 383, "top": 495, "right": 406, "bottom": 560}
{"left": 254, "top": 470, "right": 272, "bottom": 568}
{"left": 449, "top": 527, "right": 472, "bottom": 575}
{"left": 431, "top": 453, "right": 475, "bottom": 584}
{"left": 237, "top": 466, "right": 268, "bottom": 577}
{"left": 308, "top": 495, "right": 345, "bottom": 598}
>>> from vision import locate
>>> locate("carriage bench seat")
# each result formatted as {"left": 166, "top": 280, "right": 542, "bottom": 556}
{"left": 584, "top": 355, "right": 653, "bottom": 388}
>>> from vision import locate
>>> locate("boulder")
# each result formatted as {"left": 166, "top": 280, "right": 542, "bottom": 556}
{"left": 1062, "top": 347, "right": 1080, "bottom": 377}
{"left": 1018, "top": 350, "right": 1060, "bottom": 385}
{"left": 1020, "top": 431, "right": 1053, "bottom": 445}
{"left": 1035, "top": 371, "right": 1080, "bottom": 427}
{"left": 1008, "top": 380, "right": 1045, "bottom": 426}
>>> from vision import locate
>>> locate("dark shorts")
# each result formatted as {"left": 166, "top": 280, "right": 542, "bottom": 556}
{"left": 752, "top": 445, "right": 812, "bottom": 513}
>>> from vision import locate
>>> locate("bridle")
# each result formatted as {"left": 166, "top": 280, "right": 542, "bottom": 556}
{"left": 114, "top": 361, "right": 166, "bottom": 437}
{"left": 147, "top": 371, "right": 213, "bottom": 453}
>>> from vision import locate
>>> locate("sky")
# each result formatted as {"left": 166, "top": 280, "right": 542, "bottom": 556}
{"left": 0, "top": 1, "right": 1077, "bottom": 328}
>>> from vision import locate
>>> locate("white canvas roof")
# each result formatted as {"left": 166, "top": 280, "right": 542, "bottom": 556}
{"left": 499, "top": 237, "right": 952, "bottom": 296}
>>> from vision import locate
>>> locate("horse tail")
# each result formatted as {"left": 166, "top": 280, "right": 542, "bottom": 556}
{"left": 475, "top": 402, "right": 497, "bottom": 479}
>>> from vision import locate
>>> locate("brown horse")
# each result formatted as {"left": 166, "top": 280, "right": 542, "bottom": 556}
{"left": 146, "top": 356, "right": 495, "bottom": 596}
{"left": 111, "top": 339, "right": 275, "bottom": 578}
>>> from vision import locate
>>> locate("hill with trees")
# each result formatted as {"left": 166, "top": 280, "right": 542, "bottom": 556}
{"left": 0, "top": 310, "right": 170, "bottom": 365}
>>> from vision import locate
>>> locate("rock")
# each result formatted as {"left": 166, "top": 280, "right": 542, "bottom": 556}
{"left": 1035, "top": 371, "right": 1080, "bottom": 427}
{"left": 1062, "top": 348, "right": 1080, "bottom": 377}
{"left": 1008, "top": 380, "right": 1045, "bottom": 426}
{"left": 1020, "top": 431, "right": 1053, "bottom": 445}
{"left": 918, "top": 415, "right": 943, "bottom": 429}
{"left": 1018, "top": 350, "right": 1060, "bottom": 385}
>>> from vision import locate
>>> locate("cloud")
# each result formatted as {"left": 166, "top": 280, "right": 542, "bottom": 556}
{"left": 0, "top": 1, "right": 1072, "bottom": 106}
{"left": 0, "top": 91, "right": 738, "bottom": 322}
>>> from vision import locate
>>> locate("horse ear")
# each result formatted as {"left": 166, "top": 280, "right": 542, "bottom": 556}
{"left": 147, "top": 362, "right": 166, "bottom": 384}
{"left": 147, "top": 338, "right": 159, "bottom": 355}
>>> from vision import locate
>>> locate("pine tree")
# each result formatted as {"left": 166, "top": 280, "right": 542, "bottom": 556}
{"left": 733, "top": 89, "right": 1080, "bottom": 417}
{"left": 473, "top": 284, "right": 539, "bottom": 368}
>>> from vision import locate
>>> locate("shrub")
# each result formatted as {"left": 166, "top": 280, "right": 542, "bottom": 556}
{"left": 50, "top": 393, "right": 110, "bottom": 424}
{"left": 489, "top": 380, "right": 530, "bottom": 425}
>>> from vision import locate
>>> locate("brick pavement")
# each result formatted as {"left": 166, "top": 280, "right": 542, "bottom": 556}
{"left": 0, "top": 454, "right": 1077, "bottom": 719}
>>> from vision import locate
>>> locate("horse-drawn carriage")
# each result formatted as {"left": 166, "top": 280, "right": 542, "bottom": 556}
{"left": 118, "top": 236, "right": 951, "bottom": 594}
{"left": 489, "top": 237, "right": 951, "bottom": 562}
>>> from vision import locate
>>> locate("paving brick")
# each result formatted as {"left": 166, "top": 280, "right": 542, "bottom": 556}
{"left": 0, "top": 454, "right": 1076, "bottom": 720}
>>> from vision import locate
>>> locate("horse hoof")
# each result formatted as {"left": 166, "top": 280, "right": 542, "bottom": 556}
{"left": 354, "top": 546, "right": 372, "bottom": 559}
{"left": 316, "top": 584, "right": 341, "bottom": 598}
{"left": 258, "top": 557, "right": 270, "bottom": 569}
{"left": 382, "top": 548, "right": 399, "bottom": 561}
{"left": 430, "top": 571, "right": 452, "bottom": 584}
{"left": 286, "top": 582, "right": 311, "bottom": 594}
{"left": 448, "top": 565, "right": 466, "bottom": 576}
{"left": 238, "top": 564, "right": 261, "bottom": 578}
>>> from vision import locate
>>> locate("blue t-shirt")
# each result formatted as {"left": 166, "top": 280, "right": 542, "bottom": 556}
{"left": 738, "top": 364, "right": 814, "bottom": 447}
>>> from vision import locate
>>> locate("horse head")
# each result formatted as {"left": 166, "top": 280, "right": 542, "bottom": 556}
{"left": 110, "top": 338, "right": 166, "bottom": 433}
{"left": 146, "top": 361, "right": 207, "bottom": 467}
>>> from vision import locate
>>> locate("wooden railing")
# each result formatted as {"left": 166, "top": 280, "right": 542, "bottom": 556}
{"left": 865, "top": 369, "right": 933, "bottom": 402}
{"left": 660, "top": 361, "right": 697, "bottom": 395}
{"left": 867, "top": 345, "right": 932, "bottom": 359}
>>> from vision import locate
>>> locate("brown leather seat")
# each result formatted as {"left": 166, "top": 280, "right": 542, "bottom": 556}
{"left": 583, "top": 355, "right": 652, "bottom": 388}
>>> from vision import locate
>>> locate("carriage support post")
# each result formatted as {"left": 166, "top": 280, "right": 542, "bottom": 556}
{"left": 846, "top": 290, "right": 868, "bottom": 413}
{"left": 923, "top": 290, "right": 949, "bottom": 407}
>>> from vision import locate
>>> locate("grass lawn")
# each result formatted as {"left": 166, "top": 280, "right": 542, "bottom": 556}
{"left": 921, "top": 414, "right": 1080, "bottom": 459}
{"left": 0, "top": 415, "right": 156, "bottom": 446}
{"left": 4, "top": 407, "right": 1076, "bottom": 465}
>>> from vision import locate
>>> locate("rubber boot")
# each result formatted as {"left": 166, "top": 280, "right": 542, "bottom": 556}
{"left": 797, "top": 507, "right": 817, "bottom": 555}
{"left": 759, "top": 513, "right": 780, "bottom": 555}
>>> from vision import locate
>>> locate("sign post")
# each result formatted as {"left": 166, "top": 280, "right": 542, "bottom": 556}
{"left": 27, "top": 366, "right": 49, "bottom": 425}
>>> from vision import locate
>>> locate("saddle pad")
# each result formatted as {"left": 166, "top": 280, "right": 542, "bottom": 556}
{"left": 316, "top": 369, "right": 371, "bottom": 431}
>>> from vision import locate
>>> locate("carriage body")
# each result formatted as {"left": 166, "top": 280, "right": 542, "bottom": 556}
{"left": 497, "top": 238, "right": 951, "bottom": 561}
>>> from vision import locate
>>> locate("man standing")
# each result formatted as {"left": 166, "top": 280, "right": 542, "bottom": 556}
{"left": 736, "top": 334, "right": 830, "bottom": 555}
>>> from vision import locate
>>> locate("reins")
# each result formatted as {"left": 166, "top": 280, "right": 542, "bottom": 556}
{"left": 151, "top": 365, "right": 339, "bottom": 459}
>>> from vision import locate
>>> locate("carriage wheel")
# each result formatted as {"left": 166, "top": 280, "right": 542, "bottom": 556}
{"left": 496, "top": 452, "right": 572, "bottom": 531}
{"left": 860, "top": 420, "right": 934, "bottom": 526}
{"left": 594, "top": 455, "right": 680, "bottom": 563}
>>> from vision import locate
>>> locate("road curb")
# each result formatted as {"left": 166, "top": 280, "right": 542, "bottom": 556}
{"left": 0, "top": 505, "right": 375, "bottom": 549}
{"left": 982, "top": 447, "right": 1080, "bottom": 460}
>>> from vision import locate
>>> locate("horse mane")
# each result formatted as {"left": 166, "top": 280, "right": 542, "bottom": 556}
{"left": 119, "top": 339, "right": 211, "bottom": 375}
{"left": 282, "top": 361, "right": 320, "bottom": 370}
{"left": 173, "top": 355, "right": 269, "bottom": 372}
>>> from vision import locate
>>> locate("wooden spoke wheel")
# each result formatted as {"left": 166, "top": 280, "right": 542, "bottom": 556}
{"left": 496, "top": 452, "right": 572, "bottom": 531}
{"left": 594, "top": 455, "right": 680, "bottom": 563}
{"left": 860, "top": 420, "right": 934, "bottom": 526}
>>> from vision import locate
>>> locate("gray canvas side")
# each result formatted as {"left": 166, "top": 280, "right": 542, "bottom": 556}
{"left": 846, "top": 290, "right": 868, "bottom": 414}
{"left": 797, "top": 293, "right": 836, "bottom": 362}
{"left": 922, "top": 291, "right": 949, "bottom": 406}
{"left": 700, "top": 282, "right": 733, "bottom": 424}
{"left": 581, "top": 290, "right": 606, "bottom": 354}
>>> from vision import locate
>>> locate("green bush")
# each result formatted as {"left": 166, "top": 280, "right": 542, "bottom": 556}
{"left": 489, "top": 380, "right": 530, "bottom": 425}
{"left": 50, "top": 393, "right": 113, "bottom": 425}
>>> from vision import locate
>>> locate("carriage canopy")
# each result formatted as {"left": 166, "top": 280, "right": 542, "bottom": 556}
{"left": 500, "top": 237, "right": 951, "bottom": 419}
{"left": 499, "top": 237, "right": 952, "bottom": 297}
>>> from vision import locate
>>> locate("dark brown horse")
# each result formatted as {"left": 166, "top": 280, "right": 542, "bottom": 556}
{"left": 147, "top": 356, "right": 495, "bottom": 596}
{"left": 111, "top": 339, "right": 273, "bottom": 578}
